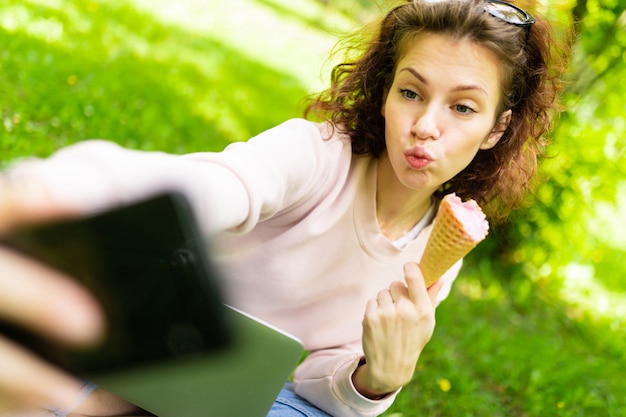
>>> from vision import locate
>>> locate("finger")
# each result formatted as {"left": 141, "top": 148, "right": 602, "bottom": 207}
{"left": 363, "top": 298, "right": 378, "bottom": 326}
{"left": 376, "top": 288, "right": 394, "bottom": 308}
{"left": 426, "top": 278, "right": 445, "bottom": 306}
{"left": 388, "top": 281, "right": 409, "bottom": 302}
{"left": 0, "top": 176, "right": 76, "bottom": 234}
{"left": 403, "top": 262, "right": 429, "bottom": 304}
{"left": 0, "top": 248, "right": 104, "bottom": 346}
{"left": 0, "top": 336, "right": 87, "bottom": 413}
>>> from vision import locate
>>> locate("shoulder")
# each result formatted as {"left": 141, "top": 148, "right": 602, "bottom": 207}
{"left": 245, "top": 118, "right": 350, "bottom": 150}
{"left": 224, "top": 118, "right": 352, "bottom": 173}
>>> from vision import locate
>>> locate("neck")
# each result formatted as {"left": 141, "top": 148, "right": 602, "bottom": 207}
{"left": 376, "top": 152, "right": 434, "bottom": 241}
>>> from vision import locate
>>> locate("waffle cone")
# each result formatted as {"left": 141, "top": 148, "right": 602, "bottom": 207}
{"left": 420, "top": 194, "right": 488, "bottom": 286}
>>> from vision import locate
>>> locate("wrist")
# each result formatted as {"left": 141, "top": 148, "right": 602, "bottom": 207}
{"left": 351, "top": 358, "right": 396, "bottom": 400}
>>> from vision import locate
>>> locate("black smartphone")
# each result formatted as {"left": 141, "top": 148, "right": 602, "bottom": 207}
{"left": 0, "top": 192, "right": 230, "bottom": 377}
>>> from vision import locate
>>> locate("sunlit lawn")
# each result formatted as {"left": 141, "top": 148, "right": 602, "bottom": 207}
{"left": 0, "top": 0, "right": 353, "bottom": 160}
{"left": 1, "top": 1, "right": 624, "bottom": 416}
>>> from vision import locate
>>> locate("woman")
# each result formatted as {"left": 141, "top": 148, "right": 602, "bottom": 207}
{"left": 0, "top": 1, "right": 564, "bottom": 416}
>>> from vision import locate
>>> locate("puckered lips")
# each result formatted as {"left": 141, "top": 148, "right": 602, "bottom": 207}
{"left": 404, "top": 146, "right": 434, "bottom": 170}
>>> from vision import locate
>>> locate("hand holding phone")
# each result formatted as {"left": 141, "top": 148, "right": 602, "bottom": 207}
{"left": 0, "top": 177, "right": 105, "bottom": 414}
{"left": 0, "top": 192, "right": 230, "bottom": 377}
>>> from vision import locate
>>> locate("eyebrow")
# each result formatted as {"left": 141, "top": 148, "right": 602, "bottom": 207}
{"left": 399, "top": 67, "right": 489, "bottom": 97}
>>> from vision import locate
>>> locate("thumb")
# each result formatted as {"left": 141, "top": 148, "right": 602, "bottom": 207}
{"left": 0, "top": 175, "right": 76, "bottom": 234}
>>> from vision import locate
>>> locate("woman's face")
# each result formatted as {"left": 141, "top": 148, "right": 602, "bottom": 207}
{"left": 381, "top": 32, "right": 510, "bottom": 195}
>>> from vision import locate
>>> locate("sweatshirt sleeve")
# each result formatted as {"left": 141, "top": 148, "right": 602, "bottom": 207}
{"left": 293, "top": 342, "right": 398, "bottom": 417}
{"left": 7, "top": 140, "right": 250, "bottom": 233}
{"left": 6, "top": 119, "right": 339, "bottom": 235}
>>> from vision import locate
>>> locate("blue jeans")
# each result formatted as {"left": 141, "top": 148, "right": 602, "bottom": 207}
{"left": 267, "top": 383, "right": 332, "bottom": 417}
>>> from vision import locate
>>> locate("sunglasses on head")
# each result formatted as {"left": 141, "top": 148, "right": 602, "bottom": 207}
{"left": 419, "top": 0, "right": 535, "bottom": 30}
{"left": 483, "top": 0, "right": 535, "bottom": 27}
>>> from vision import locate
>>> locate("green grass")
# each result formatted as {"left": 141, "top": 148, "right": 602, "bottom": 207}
{"left": 387, "top": 270, "right": 626, "bottom": 416}
{"left": 1, "top": 1, "right": 625, "bottom": 416}
{"left": 0, "top": 0, "right": 351, "bottom": 161}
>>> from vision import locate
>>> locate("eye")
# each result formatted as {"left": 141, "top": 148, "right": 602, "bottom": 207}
{"left": 454, "top": 104, "right": 476, "bottom": 114}
{"left": 399, "top": 88, "right": 420, "bottom": 101}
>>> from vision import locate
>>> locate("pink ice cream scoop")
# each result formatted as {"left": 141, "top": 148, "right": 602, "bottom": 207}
{"left": 419, "top": 193, "right": 489, "bottom": 286}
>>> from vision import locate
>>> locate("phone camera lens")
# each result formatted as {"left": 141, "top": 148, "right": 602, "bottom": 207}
{"left": 169, "top": 248, "right": 195, "bottom": 271}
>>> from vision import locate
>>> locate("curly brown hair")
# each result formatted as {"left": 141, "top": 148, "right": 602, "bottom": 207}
{"left": 305, "top": 0, "right": 567, "bottom": 223}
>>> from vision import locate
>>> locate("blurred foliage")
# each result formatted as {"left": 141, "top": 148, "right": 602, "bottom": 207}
{"left": 473, "top": 0, "right": 626, "bottom": 295}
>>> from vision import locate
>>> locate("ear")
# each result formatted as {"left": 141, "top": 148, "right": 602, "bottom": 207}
{"left": 480, "top": 109, "right": 512, "bottom": 150}
{"left": 381, "top": 88, "right": 389, "bottom": 118}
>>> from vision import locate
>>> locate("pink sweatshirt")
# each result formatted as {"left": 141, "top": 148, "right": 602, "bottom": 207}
{"left": 12, "top": 118, "right": 461, "bottom": 417}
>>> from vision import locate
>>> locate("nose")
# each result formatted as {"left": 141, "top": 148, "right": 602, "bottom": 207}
{"left": 411, "top": 106, "right": 441, "bottom": 141}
